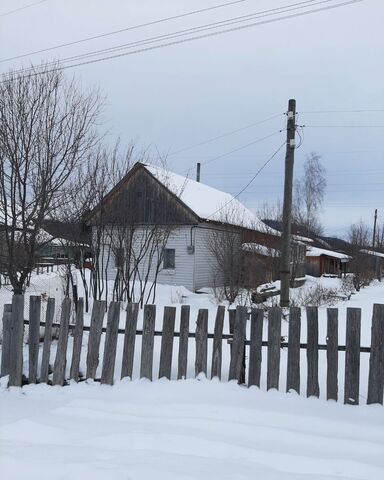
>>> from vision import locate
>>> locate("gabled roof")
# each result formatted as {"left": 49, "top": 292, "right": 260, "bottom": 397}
{"left": 306, "top": 246, "right": 351, "bottom": 260}
{"left": 143, "top": 164, "right": 279, "bottom": 234}
{"left": 360, "top": 249, "right": 384, "bottom": 259}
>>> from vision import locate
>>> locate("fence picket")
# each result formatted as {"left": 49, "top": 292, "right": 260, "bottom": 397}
{"left": 367, "top": 304, "right": 384, "bottom": 405}
{"left": 101, "top": 302, "right": 120, "bottom": 385}
{"left": 140, "top": 304, "right": 156, "bottom": 380}
{"left": 40, "top": 298, "right": 55, "bottom": 383}
{"left": 177, "top": 305, "right": 190, "bottom": 380}
{"left": 1, "top": 304, "right": 12, "bottom": 378}
{"left": 344, "top": 308, "right": 361, "bottom": 405}
{"left": 28, "top": 296, "right": 41, "bottom": 384}
{"left": 9, "top": 295, "right": 24, "bottom": 387}
{"left": 229, "top": 306, "right": 247, "bottom": 382}
{"left": 70, "top": 298, "right": 84, "bottom": 382}
{"left": 326, "top": 308, "right": 338, "bottom": 401}
{"left": 287, "top": 307, "right": 301, "bottom": 394}
{"left": 248, "top": 308, "right": 263, "bottom": 388}
{"left": 52, "top": 297, "right": 71, "bottom": 386}
{"left": 86, "top": 300, "right": 106, "bottom": 380}
{"left": 267, "top": 307, "right": 281, "bottom": 391}
{"left": 306, "top": 306, "right": 320, "bottom": 398}
{"left": 159, "top": 306, "right": 176, "bottom": 380}
{"left": 195, "top": 309, "right": 208, "bottom": 377}
{"left": 211, "top": 306, "right": 225, "bottom": 380}
{"left": 121, "top": 303, "right": 139, "bottom": 380}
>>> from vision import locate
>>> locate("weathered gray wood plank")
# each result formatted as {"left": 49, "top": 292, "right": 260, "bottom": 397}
{"left": 28, "top": 296, "right": 41, "bottom": 384}
{"left": 121, "top": 303, "right": 139, "bottom": 380}
{"left": 306, "top": 306, "right": 320, "bottom": 398}
{"left": 228, "top": 306, "right": 247, "bottom": 382}
{"left": 9, "top": 295, "right": 24, "bottom": 387}
{"left": 140, "top": 304, "right": 156, "bottom": 380}
{"left": 86, "top": 300, "right": 106, "bottom": 380}
{"left": 344, "top": 307, "right": 361, "bottom": 405}
{"left": 159, "top": 306, "right": 176, "bottom": 379}
{"left": 367, "top": 304, "right": 384, "bottom": 405}
{"left": 267, "top": 307, "right": 281, "bottom": 391}
{"left": 211, "top": 306, "right": 225, "bottom": 380}
{"left": 1, "top": 304, "right": 12, "bottom": 378}
{"left": 195, "top": 309, "right": 208, "bottom": 377}
{"left": 101, "top": 301, "right": 121, "bottom": 385}
{"left": 52, "top": 297, "right": 72, "bottom": 386}
{"left": 177, "top": 305, "right": 190, "bottom": 380}
{"left": 70, "top": 298, "right": 84, "bottom": 382}
{"left": 326, "top": 308, "right": 338, "bottom": 401}
{"left": 248, "top": 308, "right": 263, "bottom": 388}
{"left": 40, "top": 298, "right": 55, "bottom": 383}
{"left": 286, "top": 307, "right": 301, "bottom": 394}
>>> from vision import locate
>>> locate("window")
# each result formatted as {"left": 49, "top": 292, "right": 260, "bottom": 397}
{"left": 114, "top": 247, "right": 125, "bottom": 268}
{"left": 163, "top": 248, "right": 175, "bottom": 269}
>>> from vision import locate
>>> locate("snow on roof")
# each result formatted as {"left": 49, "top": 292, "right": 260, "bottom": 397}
{"left": 144, "top": 164, "right": 279, "bottom": 234}
{"left": 306, "top": 246, "right": 351, "bottom": 260}
{"left": 292, "top": 234, "right": 314, "bottom": 243}
{"left": 242, "top": 242, "right": 279, "bottom": 257}
{"left": 360, "top": 249, "right": 384, "bottom": 259}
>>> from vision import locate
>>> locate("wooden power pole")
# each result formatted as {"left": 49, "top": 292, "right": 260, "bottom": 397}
{"left": 372, "top": 208, "right": 378, "bottom": 249}
{"left": 280, "top": 99, "right": 296, "bottom": 307}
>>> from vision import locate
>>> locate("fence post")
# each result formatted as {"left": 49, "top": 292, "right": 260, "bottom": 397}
{"left": 140, "top": 304, "right": 156, "bottom": 380}
{"left": 286, "top": 307, "right": 301, "bottom": 394}
{"left": 101, "top": 301, "right": 121, "bottom": 385}
{"left": 228, "top": 306, "right": 247, "bottom": 383}
{"left": 159, "top": 306, "right": 176, "bottom": 380}
{"left": 326, "top": 308, "right": 338, "bottom": 401}
{"left": 248, "top": 308, "right": 263, "bottom": 388}
{"left": 86, "top": 300, "right": 106, "bottom": 380}
{"left": 211, "top": 306, "right": 225, "bottom": 380}
{"left": 367, "top": 304, "right": 384, "bottom": 405}
{"left": 9, "top": 295, "right": 24, "bottom": 387}
{"left": 195, "top": 309, "right": 208, "bottom": 377}
{"left": 306, "top": 306, "right": 319, "bottom": 398}
{"left": 28, "top": 296, "right": 41, "bottom": 384}
{"left": 1, "top": 304, "right": 12, "bottom": 378}
{"left": 344, "top": 307, "right": 361, "bottom": 405}
{"left": 70, "top": 298, "right": 84, "bottom": 382}
{"left": 121, "top": 303, "right": 139, "bottom": 380}
{"left": 40, "top": 298, "right": 55, "bottom": 383}
{"left": 267, "top": 307, "right": 281, "bottom": 391}
{"left": 52, "top": 297, "right": 71, "bottom": 386}
{"left": 177, "top": 305, "right": 190, "bottom": 380}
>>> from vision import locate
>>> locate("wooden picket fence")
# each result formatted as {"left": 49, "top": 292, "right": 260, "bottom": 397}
{"left": 1, "top": 295, "right": 384, "bottom": 406}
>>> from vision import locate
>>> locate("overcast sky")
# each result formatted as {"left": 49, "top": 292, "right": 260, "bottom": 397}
{"left": 1, "top": 0, "right": 383, "bottom": 237}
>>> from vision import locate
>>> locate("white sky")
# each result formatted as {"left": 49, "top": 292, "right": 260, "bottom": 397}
{"left": 1, "top": 0, "right": 383, "bottom": 237}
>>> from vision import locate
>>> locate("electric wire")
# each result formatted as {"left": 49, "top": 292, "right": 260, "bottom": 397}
{"left": 1, "top": 0, "right": 363, "bottom": 80}
{"left": 0, "top": 0, "right": 48, "bottom": 17}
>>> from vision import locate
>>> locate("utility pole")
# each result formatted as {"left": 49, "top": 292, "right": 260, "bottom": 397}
{"left": 372, "top": 208, "right": 378, "bottom": 249}
{"left": 196, "top": 162, "right": 201, "bottom": 182}
{"left": 280, "top": 99, "right": 296, "bottom": 307}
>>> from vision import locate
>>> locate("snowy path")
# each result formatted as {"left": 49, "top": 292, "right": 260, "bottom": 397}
{"left": 1, "top": 380, "right": 384, "bottom": 479}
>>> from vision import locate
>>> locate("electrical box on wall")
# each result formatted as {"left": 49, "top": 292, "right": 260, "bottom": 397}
{"left": 187, "top": 245, "right": 195, "bottom": 254}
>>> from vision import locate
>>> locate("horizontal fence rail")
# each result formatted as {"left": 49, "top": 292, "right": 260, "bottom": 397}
{"left": 1, "top": 295, "right": 384, "bottom": 406}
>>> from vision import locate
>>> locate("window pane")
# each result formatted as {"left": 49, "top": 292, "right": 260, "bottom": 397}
{"left": 163, "top": 248, "right": 175, "bottom": 269}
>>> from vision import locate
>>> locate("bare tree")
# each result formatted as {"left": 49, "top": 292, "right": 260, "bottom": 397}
{"left": 293, "top": 152, "right": 326, "bottom": 235}
{"left": 0, "top": 65, "right": 102, "bottom": 294}
{"left": 347, "top": 220, "right": 373, "bottom": 290}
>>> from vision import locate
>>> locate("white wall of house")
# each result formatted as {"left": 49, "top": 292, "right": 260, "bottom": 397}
{"left": 95, "top": 224, "right": 234, "bottom": 292}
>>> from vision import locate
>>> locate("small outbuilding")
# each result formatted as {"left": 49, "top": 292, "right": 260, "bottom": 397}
{"left": 306, "top": 246, "right": 350, "bottom": 277}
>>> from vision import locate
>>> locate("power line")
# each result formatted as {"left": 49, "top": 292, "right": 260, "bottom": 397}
{"left": 1, "top": 0, "right": 363, "bottom": 80}
{"left": 205, "top": 140, "right": 287, "bottom": 221}
{"left": 0, "top": 0, "right": 249, "bottom": 62}
{"left": 0, "top": 0, "right": 48, "bottom": 17}
{"left": 304, "top": 124, "right": 384, "bottom": 128}
{"left": 300, "top": 109, "right": 384, "bottom": 114}
{"left": 170, "top": 113, "right": 283, "bottom": 156}
{"left": 4, "top": 0, "right": 336, "bottom": 74}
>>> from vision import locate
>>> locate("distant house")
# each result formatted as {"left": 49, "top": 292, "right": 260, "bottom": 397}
{"left": 87, "top": 162, "right": 301, "bottom": 292}
{"left": 306, "top": 246, "right": 350, "bottom": 277}
{"left": 360, "top": 249, "right": 384, "bottom": 279}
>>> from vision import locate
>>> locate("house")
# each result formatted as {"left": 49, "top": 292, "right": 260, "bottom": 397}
{"left": 360, "top": 249, "right": 384, "bottom": 279}
{"left": 86, "top": 162, "right": 295, "bottom": 292}
{"left": 306, "top": 246, "right": 350, "bottom": 277}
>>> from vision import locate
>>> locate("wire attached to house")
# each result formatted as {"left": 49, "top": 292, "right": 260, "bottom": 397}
{"left": 1, "top": 0, "right": 363, "bottom": 80}
{"left": 0, "top": 0, "right": 49, "bottom": 17}
{"left": 204, "top": 139, "right": 287, "bottom": 221}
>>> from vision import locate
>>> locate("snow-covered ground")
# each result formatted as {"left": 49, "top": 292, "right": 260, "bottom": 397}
{"left": 1, "top": 379, "right": 384, "bottom": 479}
